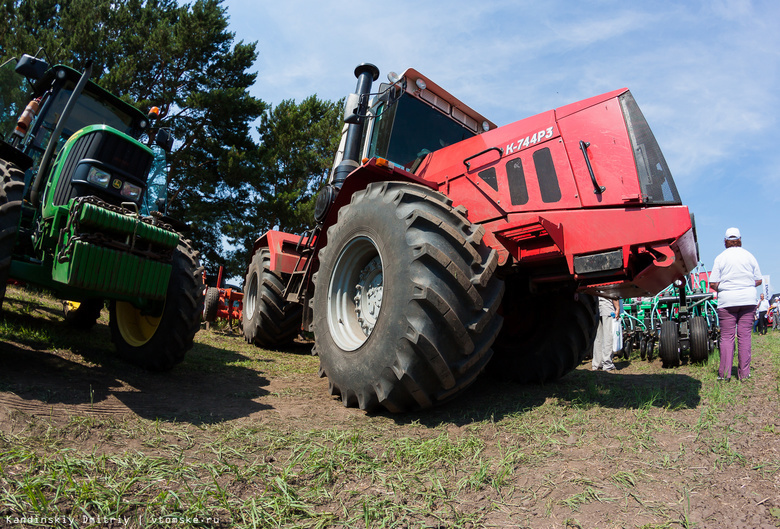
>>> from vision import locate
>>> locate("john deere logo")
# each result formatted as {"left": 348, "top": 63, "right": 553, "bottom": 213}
{"left": 112, "top": 179, "right": 122, "bottom": 189}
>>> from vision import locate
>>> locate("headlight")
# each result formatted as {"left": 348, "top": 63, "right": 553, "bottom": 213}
{"left": 121, "top": 182, "right": 142, "bottom": 201}
{"left": 87, "top": 167, "right": 111, "bottom": 188}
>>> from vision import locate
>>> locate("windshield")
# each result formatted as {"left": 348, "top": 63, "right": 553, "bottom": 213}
{"left": 620, "top": 92, "right": 681, "bottom": 205}
{"left": 366, "top": 94, "right": 477, "bottom": 169}
{"left": 37, "top": 83, "right": 138, "bottom": 141}
{"left": 21, "top": 82, "right": 141, "bottom": 174}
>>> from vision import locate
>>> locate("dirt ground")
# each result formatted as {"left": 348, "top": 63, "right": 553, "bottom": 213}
{"left": 1, "top": 289, "right": 779, "bottom": 528}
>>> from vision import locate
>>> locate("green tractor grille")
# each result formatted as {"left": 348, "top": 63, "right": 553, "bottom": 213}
{"left": 53, "top": 241, "right": 172, "bottom": 299}
{"left": 77, "top": 202, "right": 180, "bottom": 249}
{"left": 52, "top": 198, "right": 180, "bottom": 300}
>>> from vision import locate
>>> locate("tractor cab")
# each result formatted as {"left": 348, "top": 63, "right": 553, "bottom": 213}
{"left": 330, "top": 68, "right": 496, "bottom": 179}
{"left": 6, "top": 55, "right": 163, "bottom": 217}
{"left": 361, "top": 69, "right": 496, "bottom": 171}
{"left": 9, "top": 56, "right": 149, "bottom": 168}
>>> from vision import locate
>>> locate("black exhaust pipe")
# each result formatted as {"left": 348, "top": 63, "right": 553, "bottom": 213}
{"left": 332, "top": 63, "right": 379, "bottom": 188}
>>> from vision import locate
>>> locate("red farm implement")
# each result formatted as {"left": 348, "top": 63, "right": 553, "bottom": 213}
{"left": 202, "top": 266, "right": 243, "bottom": 327}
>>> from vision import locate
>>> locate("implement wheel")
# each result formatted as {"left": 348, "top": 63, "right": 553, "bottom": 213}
{"left": 109, "top": 239, "right": 203, "bottom": 370}
{"left": 0, "top": 159, "right": 24, "bottom": 309}
{"left": 689, "top": 316, "right": 709, "bottom": 363}
{"left": 203, "top": 286, "right": 220, "bottom": 323}
{"left": 313, "top": 182, "right": 504, "bottom": 412}
{"left": 488, "top": 279, "right": 598, "bottom": 383}
{"left": 659, "top": 320, "right": 680, "bottom": 367}
{"left": 242, "top": 248, "right": 303, "bottom": 348}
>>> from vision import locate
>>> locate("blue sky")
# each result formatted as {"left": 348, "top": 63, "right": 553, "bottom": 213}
{"left": 223, "top": 0, "right": 779, "bottom": 294}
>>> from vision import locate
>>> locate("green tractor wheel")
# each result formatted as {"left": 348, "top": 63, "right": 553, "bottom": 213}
{"left": 0, "top": 159, "right": 24, "bottom": 309}
{"left": 108, "top": 239, "right": 203, "bottom": 370}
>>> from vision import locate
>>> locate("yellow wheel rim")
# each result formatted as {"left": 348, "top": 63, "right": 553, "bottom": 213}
{"left": 115, "top": 301, "right": 162, "bottom": 347}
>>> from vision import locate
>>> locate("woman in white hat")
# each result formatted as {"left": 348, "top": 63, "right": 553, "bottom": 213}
{"left": 709, "top": 227, "right": 762, "bottom": 381}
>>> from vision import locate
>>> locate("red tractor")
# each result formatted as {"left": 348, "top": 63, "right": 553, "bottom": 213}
{"left": 242, "top": 64, "right": 698, "bottom": 412}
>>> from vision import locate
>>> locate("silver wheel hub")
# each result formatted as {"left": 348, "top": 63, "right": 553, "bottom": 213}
{"left": 327, "top": 236, "right": 383, "bottom": 351}
{"left": 354, "top": 256, "right": 383, "bottom": 337}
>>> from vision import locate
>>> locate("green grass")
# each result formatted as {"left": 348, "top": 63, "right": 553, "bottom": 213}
{"left": 2, "top": 285, "right": 780, "bottom": 528}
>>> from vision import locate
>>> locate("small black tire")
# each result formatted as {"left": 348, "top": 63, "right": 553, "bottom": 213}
{"left": 242, "top": 248, "right": 303, "bottom": 348}
{"left": 488, "top": 282, "right": 598, "bottom": 384}
{"left": 203, "top": 286, "right": 220, "bottom": 322}
{"left": 689, "top": 316, "right": 709, "bottom": 363}
{"left": 313, "top": 182, "right": 504, "bottom": 412}
{"left": 0, "top": 159, "right": 24, "bottom": 310}
{"left": 63, "top": 298, "right": 104, "bottom": 330}
{"left": 109, "top": 239, "right": 203, "bottom": 370}
{"left": 646, "top": 337, "right": 656, "bottom": 362}
{"left": 622, "top": 336, "right": 633, "bottom": 360}
{"left": 659, "top": 321, "right": 680, "bottom": 367}
{"left": 639, "top": 336, "right": 647, "bottom": 360}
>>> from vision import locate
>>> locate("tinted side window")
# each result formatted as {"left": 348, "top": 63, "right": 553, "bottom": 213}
{"left": 477, "top": 167, "right": 499, "bottom": 191}
{"left": 533, "top": 148, "right": 561, "bottom": 203}
{"left": 506, "top": 158, "right": 528, "bottom": 205}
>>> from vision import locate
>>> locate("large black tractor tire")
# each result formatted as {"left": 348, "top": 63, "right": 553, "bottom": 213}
{"left": 659, "top": 320, "right": 680, "bottom": 367}
{"left": 63, "top": 299, "right": 104, "bottom": 330}
{"left": 0, "top": 160, "right": 24, "bottom": 309}
{"left": 487, "top": 278, "right": 598, "bottom": 384}
{"left": 108, "top": 239, "right": 203, "bottom": 370}
{"left": 203, "top": 286, "right": 220, "bottom": 323}
{"left": 312, "top": 182, "right": 505, "bottom": 413}
{"left": 689, "top": 316, "right": 709, "bottom": 363}
{"left": 242, "top": 248, "right": 303, "bottom": 348}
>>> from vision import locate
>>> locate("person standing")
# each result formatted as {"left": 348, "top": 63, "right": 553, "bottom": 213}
{"left": 709, "top": 227, "right": 762, "bottom": 381}
{"left": 773, "top": 299, "right": 780, "bottom": 330}
{"left": 757, "top": 293, "right": 770, "bottom": 335}
{"left": 592, "top": 296, "right": 620, "bottom": 372}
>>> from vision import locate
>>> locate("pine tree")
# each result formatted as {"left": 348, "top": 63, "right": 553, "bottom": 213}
{"left": 0, "top": 0, "right": 344, "bottom": 281}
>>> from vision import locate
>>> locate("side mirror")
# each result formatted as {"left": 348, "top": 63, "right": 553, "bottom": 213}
{"left": 155, "top": 128, "right": 174, "bottom": 152}
{"left": 343, "top": 93, "right": 362, "bottom": 125}
{"left": 15, "top": 54, "right": 49, "bottom": 81}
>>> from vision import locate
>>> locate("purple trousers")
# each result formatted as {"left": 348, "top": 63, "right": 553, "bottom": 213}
{"left": 717, "top": 305, "right": 755, "bottom": 380}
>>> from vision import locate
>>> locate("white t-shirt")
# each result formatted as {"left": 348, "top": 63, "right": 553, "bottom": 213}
{"left": 710, "top": 247, "right": 762, "bottom": 308}
{"left": 758, "top": 299, "right": 769, "bottom": 312}
{"left": 598, "top": 296, "right": 616, "bottom": 317}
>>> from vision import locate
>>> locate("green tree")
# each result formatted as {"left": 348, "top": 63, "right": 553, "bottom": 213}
{"left": 0, "top": 0, "right": 345, "bottom": 282}
{"left": 0, "top": 0, "right": 266, "bottom": 279}
{"left": 225, "top": 96, "right": 343, "bottom": 275}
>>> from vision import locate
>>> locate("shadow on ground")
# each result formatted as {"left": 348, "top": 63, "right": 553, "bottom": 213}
{"left": 0, "top": 308, "right": 272, "bottom": 424}
{"left": 388, "top": 362, "right": 702, "bottom": 428}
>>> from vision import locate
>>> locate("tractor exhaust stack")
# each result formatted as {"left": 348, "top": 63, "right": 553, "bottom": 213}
{"left": 332, "top": 63, "right": 379, "bottom": 189}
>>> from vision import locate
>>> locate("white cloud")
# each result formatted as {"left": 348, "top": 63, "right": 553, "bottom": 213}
{"left": 224, "top": 0, "right": 780, "bottom": 277}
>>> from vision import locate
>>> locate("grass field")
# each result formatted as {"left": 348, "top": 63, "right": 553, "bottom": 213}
{"left": 1, "top": 284, "right": 779, "bottom": 528}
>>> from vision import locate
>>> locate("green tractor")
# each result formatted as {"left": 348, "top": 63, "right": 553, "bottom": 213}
{"left": 0, "top": 54, "right": 203, "bottom": 370}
